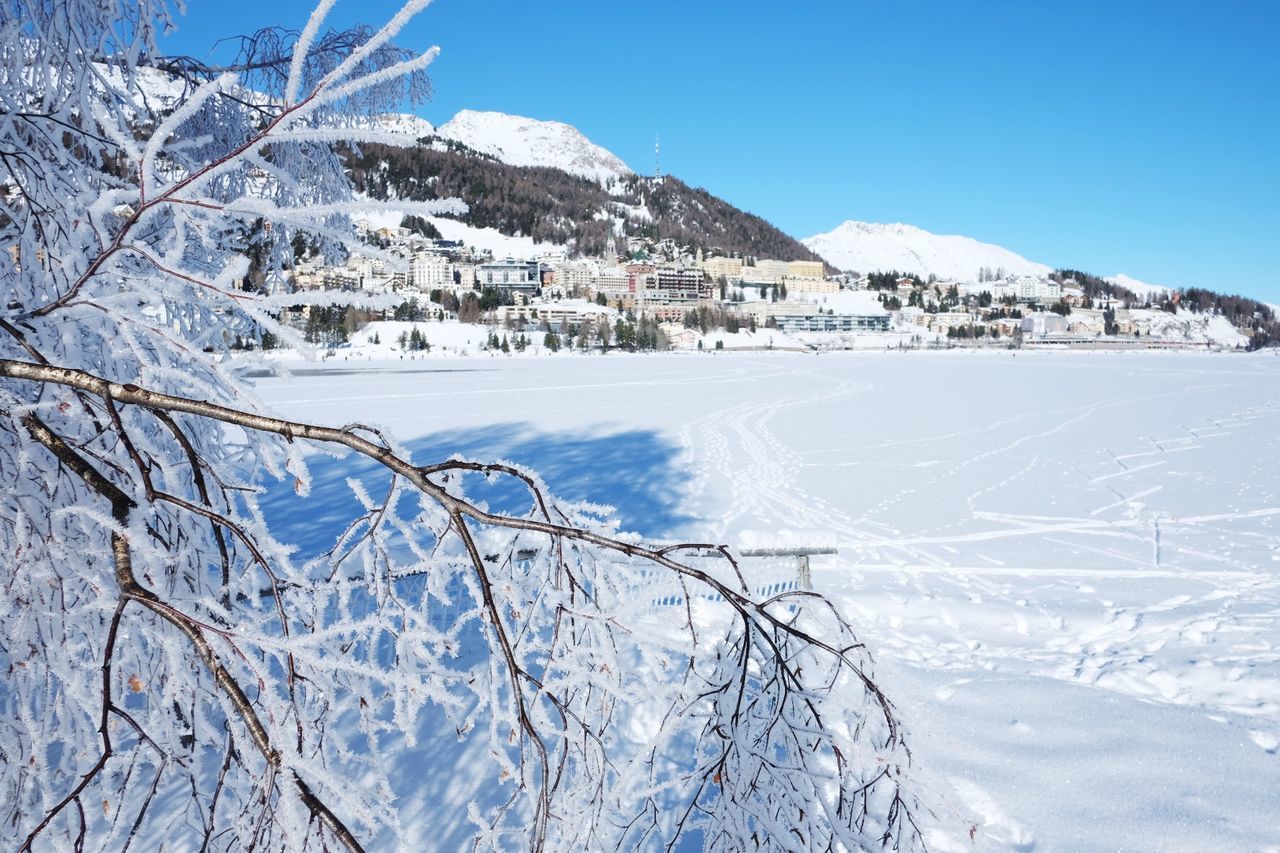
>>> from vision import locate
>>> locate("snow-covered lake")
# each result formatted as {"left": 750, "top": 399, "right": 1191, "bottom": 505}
{"left": 250, "top": 349, "right": 1280, "bottom": 851}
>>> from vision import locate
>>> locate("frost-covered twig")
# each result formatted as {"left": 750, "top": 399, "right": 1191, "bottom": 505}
{"left": 0, "top": 0, "right": 941, "bottom": 849}
{"left": 2, "top": 357, "right": 927, "bottom": 850}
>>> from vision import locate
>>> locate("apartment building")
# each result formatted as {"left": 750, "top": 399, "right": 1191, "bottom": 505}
{"left": 786, "top": 260, "right": 824, "bottom": 279}
{"left": 410, "top": 251, "right": 452, "bottom": 291}
{"left": 752, "top": 259, "right": 791, "bottom": 283}
{"left": 740, "top": 300, "right": 818, "bottom": 325}
{"left": 1013, "top": 276, "right": 1063, "bottom": 303}
{"left": 478, "top": 258, "right": 540, "bottom": 296}
{"left": 700, "top": 255, "right": 745, "bottom": 283}
{"left": 783, "top": 275, "right": 839, "bottom": 295}
{"left": 495, "top": 300, "right": 612, "bottom": 327}
{"left": 636, "top": 267, "right": 714, "bottom": 322}
{"left": 774, "top": 313, "right": 890, "bottom": 333}
{"left": 553, "top": 261, "right": 598, "bottom": 296}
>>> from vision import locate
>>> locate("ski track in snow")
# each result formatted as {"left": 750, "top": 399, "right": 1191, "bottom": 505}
{"left": 676, "top": 366, "right": 1280, "bottom": 734}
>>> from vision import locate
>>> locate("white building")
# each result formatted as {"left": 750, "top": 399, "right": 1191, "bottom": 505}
{"left": 1012, "top": 276, "right": 1062, "bottom": 303}
{"left": 783, "top": 275, "right": 839, "bottom": 295}
{"left": 596, "top": 268, "right": 630, "bottom": 295}
{"left": 495, "top": 300, "right": 611, "bottom": 327}
{"left": 774, "top": 313, "right": 890, "bottom": 333}
{"left": 410, "top": 251, "right": 452, "bottom": 292}
{"left": 660, "top": 324, "right": 701, "bottom": 350}
{"left": 740, "top": 301, "right": 819, "bottom": 325}
{"left": 553, "top": 261, "right": 598, "bottom": 296}
{"left": 452, "top": 261, "right": 478, "bottom": 291}
{"left": 341, "top": 255, "right": 399, "bottom": 291}
{"left": 958, "top": 280, "right": 1016, "bottom": 301}
{"left": 930, "top": 311, "right": 976, "bottom": 332}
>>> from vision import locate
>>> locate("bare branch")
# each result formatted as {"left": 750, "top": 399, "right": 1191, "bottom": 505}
{"left": 15, "top": 410, "right": 366, "bottom": 852}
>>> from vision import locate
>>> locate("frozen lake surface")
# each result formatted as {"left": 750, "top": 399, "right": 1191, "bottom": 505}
{"left": 251, "top": 349, "right": 1280, "bottom": 851}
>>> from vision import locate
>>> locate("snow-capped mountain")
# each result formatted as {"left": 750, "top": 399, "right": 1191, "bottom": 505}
{"left": 803, "top": 221, "right": 1052, "bottom": 281}
{"left": 1105, "top": 273, "right": 1171, "bottom": 299}
{"left": 95, "top": 63, "right": 205, "bottom": 116}
{"left": 434, "top": 110, "right": 632, "bottom": 183}
{"left": 366, "top": 112, "right": 435, "bottom": 139}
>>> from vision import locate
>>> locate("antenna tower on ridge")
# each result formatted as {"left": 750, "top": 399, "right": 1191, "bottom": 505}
{"left": 654, "top": 135, "right": 661, "bottom": 179}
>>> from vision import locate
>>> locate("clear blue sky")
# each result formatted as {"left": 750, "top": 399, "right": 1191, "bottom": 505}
{"left": 161, "top": 0, "right": 1280, "bottom": 302}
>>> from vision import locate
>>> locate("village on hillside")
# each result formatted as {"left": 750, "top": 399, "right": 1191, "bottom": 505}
{"left": 269, "top": 217, "right": 1251, "bottom": 355}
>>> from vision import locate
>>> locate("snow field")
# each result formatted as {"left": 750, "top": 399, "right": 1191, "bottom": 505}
{"left": 250, "top": 350, "right": 1280, "bottom": 850}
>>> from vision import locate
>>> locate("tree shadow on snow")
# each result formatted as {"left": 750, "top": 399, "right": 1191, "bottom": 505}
{"left": 253, "top": 424, "right": 702, "bottom": 848}
{"left": 258, "top": 421, "right": 697, "bottom": 564}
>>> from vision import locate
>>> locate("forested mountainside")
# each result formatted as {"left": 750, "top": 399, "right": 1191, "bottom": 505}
{"left": 1053, "top": 269, "right": 1280, "bottom": 348}
{"left": 343, "top": 140, "right": 825, "bottom": 263}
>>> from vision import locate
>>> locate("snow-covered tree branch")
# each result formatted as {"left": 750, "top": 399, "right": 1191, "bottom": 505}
{"left": 1, "top": 1, "right": 939, "bottom": 849}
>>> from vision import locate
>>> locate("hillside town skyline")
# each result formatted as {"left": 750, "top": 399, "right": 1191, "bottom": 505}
{"left": 274, "top": 215, "right": 1258, "bottom": 354}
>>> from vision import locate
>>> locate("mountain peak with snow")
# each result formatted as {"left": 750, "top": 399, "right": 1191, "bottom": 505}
{"left": 1105, "top": 273, "right": 1171, "bottom": 299}
{"left": 434, "top": 109, "right": 632, "bottom": 183}
{"left": 803, "top": 220, "right": 1052, "bottom": 281}
{"left": 366, "top": 112, "right": 435, "bottom": 139}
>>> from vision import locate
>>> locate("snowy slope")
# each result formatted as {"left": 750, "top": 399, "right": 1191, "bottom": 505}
{"left": 1106, "top": 273, "right": 1171, "bottom": 299}
{"left": 793, "top": 289, "right": 887, "bottom": 314}
{"left": 95, "top": 62, "right": 210, "bottom": 115}
{"left": 363, "top": 112, "right": 435, "bottom": 139}
{"left": 803, "top": 221, "right": 1051, "bottom": 280}
{"left": 435, "top": 109, "right": 632, "bottom": 182}
{"left": 422, "top": 216, "right": 567, "bottom": 258}
{"left": 1126, "top": 308, "right": 1248, "bottom": 347}
{"left": 348, "top": 197, "right": 569, "bottom": 257}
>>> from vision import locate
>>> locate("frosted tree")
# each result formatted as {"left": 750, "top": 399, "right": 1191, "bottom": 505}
{"left": 0, "top": 0, "right": 946, "bottom": 849}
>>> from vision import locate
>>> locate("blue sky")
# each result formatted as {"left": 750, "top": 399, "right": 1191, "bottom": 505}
{"left": 162, "top": 1, "right": 1280, "bottom": 302}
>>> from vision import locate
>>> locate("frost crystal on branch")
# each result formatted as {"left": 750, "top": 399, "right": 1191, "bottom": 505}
{"left": 0, "top": 1, "right": 939, "bottom": 850}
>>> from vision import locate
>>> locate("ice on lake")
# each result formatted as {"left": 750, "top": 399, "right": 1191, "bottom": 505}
{"left": 251, "top": 349, "right": 1280, "bottom": 851}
